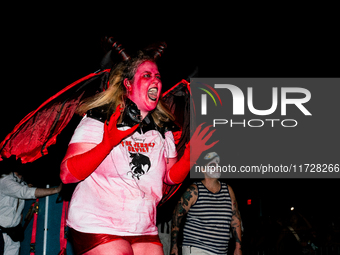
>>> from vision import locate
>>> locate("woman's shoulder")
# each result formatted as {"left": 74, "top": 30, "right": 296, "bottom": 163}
{"left": 69, "top": 116, "right": 104, "bottom": 144}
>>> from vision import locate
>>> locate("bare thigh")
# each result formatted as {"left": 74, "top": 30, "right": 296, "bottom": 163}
{"left": 132, "top": 242, "right": 164, "bottom": 255}
{"left": 84, "top": 239, "right": 133, "bottom": 255}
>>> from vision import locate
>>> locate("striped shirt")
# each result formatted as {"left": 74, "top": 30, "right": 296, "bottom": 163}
{"left": 183, "top": 181, "right": 232, "bottom": 254}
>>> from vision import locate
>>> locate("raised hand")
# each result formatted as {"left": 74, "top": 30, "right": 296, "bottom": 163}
{"left": 102, "top": 104, "right": 139, "bottom": 149}
{"left": 168, "top": 123, "right": 219, "bottom": 184}
{"left": 189, "top": 123, "right": 219, "bottom": 163}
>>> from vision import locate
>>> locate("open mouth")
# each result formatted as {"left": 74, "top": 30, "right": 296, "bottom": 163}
{"left": 148, "top": 88, "right": 158, "bottom": 101}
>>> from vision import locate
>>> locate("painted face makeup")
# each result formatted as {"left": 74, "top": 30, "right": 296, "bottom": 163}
{"left": 126, "top": 61, "right": 162, "bottom": 118}
{"left": 205, "top": 156, "right": 221, "bottom": 179}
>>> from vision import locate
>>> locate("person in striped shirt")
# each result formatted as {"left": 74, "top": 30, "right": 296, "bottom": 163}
{"left": 170, "top": 152, "right": 242, "bottom": 255}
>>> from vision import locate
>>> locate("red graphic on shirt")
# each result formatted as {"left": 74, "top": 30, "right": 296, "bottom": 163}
{"left": 120, "top": 141, "right": 155, "bottom": 153}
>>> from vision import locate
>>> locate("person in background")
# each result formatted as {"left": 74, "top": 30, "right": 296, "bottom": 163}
{"left": 0, "top": 166, "right": 62, "bottom": 255}
{"left": 277, "top": 211, "right": 316, "bottom": 255}
{"left": 170, "top": 152, "right": 242, "bottom": 255}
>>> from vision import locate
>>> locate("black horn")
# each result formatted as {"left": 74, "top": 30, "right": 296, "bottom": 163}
{"left": 102, "top": 36, "right": 131, "bottom": 62}
{"left": 144, "top": 41, "right": 167, "bottom": 60}
{"left": 110, "top": 41, "right": 131, "bottom": 62}
{"left": 99, "top": 36, "right": 131, "bottom": 69}
{"left": 153, "top": 41, "right": 167, "bottom": 60}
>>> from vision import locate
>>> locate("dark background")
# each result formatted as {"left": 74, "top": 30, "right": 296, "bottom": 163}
{"left": 1, "top": 7, "right": 339, "bottom": 252}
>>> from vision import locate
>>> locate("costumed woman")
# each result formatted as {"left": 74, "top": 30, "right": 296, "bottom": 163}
{"left": 60, "top": 51, "right": 217, "bottom": 255}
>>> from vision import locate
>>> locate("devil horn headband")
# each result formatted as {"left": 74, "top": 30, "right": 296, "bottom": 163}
{"left": 103, "top": 36, "right": 167, "bottom": 60}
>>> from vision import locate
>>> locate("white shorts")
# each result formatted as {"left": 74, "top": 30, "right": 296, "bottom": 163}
{"left": 182, "top": 245, "right": 216, "bottom": 255}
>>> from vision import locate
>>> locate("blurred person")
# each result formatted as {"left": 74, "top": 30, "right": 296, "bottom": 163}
{"left": 170, "top": 152, "right": 242, "bottom": 255}
{"left": 0, "top": 166, "right": 62, "bottom": 255}
{"left": 277, "top": 211, "right": 316, "bottom": 255}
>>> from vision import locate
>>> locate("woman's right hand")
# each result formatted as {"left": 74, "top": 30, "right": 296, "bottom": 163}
{"left": 102, "top": 104, "right": 139, "bottom": 149}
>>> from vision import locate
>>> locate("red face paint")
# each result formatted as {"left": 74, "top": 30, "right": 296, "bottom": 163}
{"left": 127, "top": 61, "right": 162, "bottom": 118}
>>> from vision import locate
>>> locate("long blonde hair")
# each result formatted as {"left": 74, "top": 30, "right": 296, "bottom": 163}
{"left": 76, "top": 53, "right": 174, "bottom": 126}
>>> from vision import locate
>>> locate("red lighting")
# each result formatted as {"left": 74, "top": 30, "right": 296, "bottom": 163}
{"left": 247, "top": 199, "right": 252, "bottom": 205}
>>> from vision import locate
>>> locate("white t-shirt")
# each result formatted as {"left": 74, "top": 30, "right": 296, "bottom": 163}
{"left": 66, "top": 116, "right": 177, "bottom": 236}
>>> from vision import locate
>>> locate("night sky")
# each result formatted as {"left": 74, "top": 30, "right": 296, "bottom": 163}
{"left": 1, "top": 9, "right": 339, "bottom": 236}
